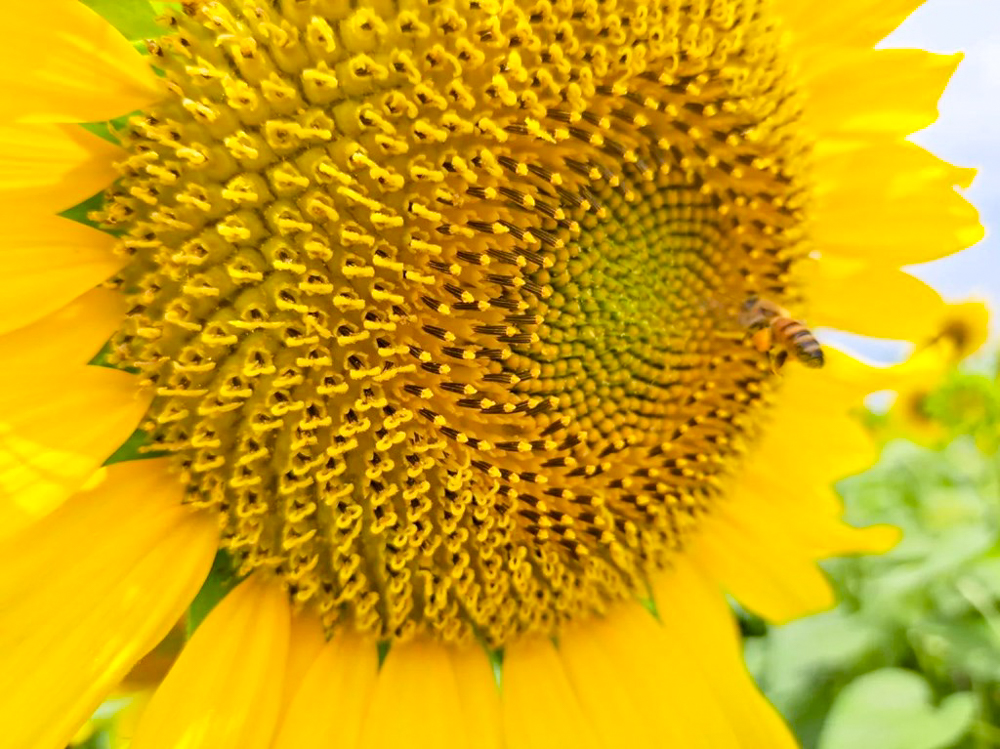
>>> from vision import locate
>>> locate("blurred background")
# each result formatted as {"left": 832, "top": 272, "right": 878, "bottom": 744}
{"left": 896, "top": 0, "right": 999, "bottom": 320}
{"left": 745, "top": 5, "right": 1000, "bottom": 748}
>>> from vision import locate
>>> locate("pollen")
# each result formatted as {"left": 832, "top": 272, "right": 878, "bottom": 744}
{"left": 101, "top": 0, "right": 810, "bottom": 646}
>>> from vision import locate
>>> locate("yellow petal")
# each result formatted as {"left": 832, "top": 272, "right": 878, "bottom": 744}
{"left": 759, "top": 400, "right": 877, "bottom": 484}
{"left": 812, "top": 144, "right": 983, "bottom": 265}
{"left": 802, "top": 50, "right": 961, "bottom": 139}
{"left": 0, "top": 459, "right": 217, "bottom": 749}
{"left": 558, "top": 617, "right": 664, "bottom": 748}
{"left": 577, "top": 596, "right": 793, "bottom": 748}
{"left": 107, "top": 690, "right": 154, "bottom": 749}
{"left": 0, "top": 123, "right": 121, "bottom": 214}
{"left": 765, "top": 351, "right": 894, "bottom": 476}
{"left": 0, "top": 366, "right": 150, "bottom": 538}
{"left": 276, "top": 613, "right": 327, "bottom": 724}
{"left": 763, "top": 359, "right": 880, "bottom": 485}
{"left": 690, "top": 348, "right": 900, "bottom": 622}
{"left": 131, "top": 576, "right": 291, "bottom": 749}
{"left": 273, "top": 631, "right": 378, "bottom": 749}
{"left": 581, "top": 607, "right": 724, "bottom": 747}
{"left": 0, "top": 287, "right": 123, "bottom": 369}
{"left": 0, "top": 1, "right": 160, "bottom": 123}
{"left": 808, "top": 260, "right": 943, "bottom": 341}
{"left": 357, "top": 639, "right": 501, "bottom": 749}
{"left": 814, "top": 141, "right": 977, "bottom": 200}
{"left": 688, "top": 509, "right": 837, "bottom": 623}
{"left": 691, "top": 490, "right": 898, "bottom": 624}
{"left": 502, "top": 637, "right": 603, "bottom": 749}
{"left": 0, "top": 216, "right": 122, "bottom": 335}
{"left": 892, "top": 339, "right": 957, "bottom": 393}
{"left": 777, "top": 0, "right": 923, "bottom": 50}
{"left": 742, "top": 472, "right": 901, "bottom": 560}
{"left": 817, "top": 190, "right": 981, "bottom": 266}
{"left": 804, "top": 519, "right": 901, "bottom": 559}
{"left": 450, "top": 643, "right": 503, "bottom": 749}
{"left": 804, "top": 345, "right": 895, "bottom": 398}
{"left": 652, "top": 558, "right": 800, "bottom": 747}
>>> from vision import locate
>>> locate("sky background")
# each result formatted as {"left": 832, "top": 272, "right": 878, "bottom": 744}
{"left": 888, "top": 0, "right": 1000, "bottom": 333}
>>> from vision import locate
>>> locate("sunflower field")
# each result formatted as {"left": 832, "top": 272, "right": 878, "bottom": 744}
{"left": 744, "top": 352, "right": 1000, "bottom": 749}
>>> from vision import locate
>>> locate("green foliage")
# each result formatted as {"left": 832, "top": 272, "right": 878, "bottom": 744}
{"left": 745, "top": 358, "right": 1000, "bottom": 748}
{"left": 185, "top": 550, "right": 240, "bottom": 638}
{"left": 925, "top": 372, "right": 1000, "bottom": 455}
{"left": 59, "top": 191, "right": 107, "bottom": 230}
{"left": 103, "top": 430, "right": 167, "bottom": 464}
{"left": 69, "top": 694, "right": 140, "bottom": 749}
{"left": 819, "top": 669, "right": 977, "bottom": 749}
{"left": 80, "top": 114, "right": 136, "bottom": 146}
{"left": 79, "top": 0, "right": 163, "bottom": 42}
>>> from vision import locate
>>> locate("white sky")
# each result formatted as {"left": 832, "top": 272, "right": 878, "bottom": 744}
{"left": 887, "top": 0, "right": 1000, "bottom": 330}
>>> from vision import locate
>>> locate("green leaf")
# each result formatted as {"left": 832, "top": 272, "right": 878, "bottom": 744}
{"left": 80, "top": 121, "right": 119, "bottom": 145}
{"left": 75, "top": 730, "right": 111, "bottom": 749}
{"left": 59, "top": 191, "right": 107, "bottom": 230}
{"left": 754, "top": 608, "right": 886, "bottom": 731}
{"left": 764, "top": 609, "right": 883, "bottom": 684}
{"left": 80, "top": 0, "right": 163, "bottom": 41}
{"left": 103, "top": 430, "right": 167, "bottom": 464}
{"left": 819, "top": 669, "right": 976, "bottom": 749}
{"left": 920, "top": 486, "right": 988, "bottom": 532}
{"left": 185, "top": 551, "right": 240, "bottom": 637}
{"left": 914, "top": 619, "right": 1000, "bottom": 683}
{"left": 872, "top": 525, "right": 994, "bottom": 600}
{"left": 377, "top": 641, "right": 391, "bottom": 666}
{"left": 966, "top": 556, "right": 1000, "bottom": 597}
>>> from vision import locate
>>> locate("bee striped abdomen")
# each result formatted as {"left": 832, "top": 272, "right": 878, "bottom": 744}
{"left": 772, "top": 317, "right": 824, "bottom": 368}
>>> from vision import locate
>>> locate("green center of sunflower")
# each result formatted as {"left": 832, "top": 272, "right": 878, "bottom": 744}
{"left": 101, "top": 0, "right": 808, "bottom": 645}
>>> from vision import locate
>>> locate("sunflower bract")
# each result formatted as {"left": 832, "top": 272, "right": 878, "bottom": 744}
{"left": 102, "top": 0, "right": 808, "bottom": 645}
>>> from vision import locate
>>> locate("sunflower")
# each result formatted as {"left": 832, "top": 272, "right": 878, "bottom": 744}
{"left": 0, "top": 0, "right": 983, "bottom": 747}
{"left": 924, "top": 301, "right": 990, "bottom": 362}
{"left": 875, "top": 300, "right": 991, "bottom": 446}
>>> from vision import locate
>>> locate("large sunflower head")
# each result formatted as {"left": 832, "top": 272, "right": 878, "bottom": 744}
{"left": 0, "top": 1, "right": 984, "bottom": 747}
{"left": 98, "top": 0, "right": 818, "bottom": 646}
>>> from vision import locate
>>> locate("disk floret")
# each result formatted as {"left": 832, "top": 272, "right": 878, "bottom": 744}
{"left": 104, "top": 0, "right": 808, "bottom": 645}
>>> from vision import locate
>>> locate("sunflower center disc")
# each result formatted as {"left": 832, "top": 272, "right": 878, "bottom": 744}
{"left": 104, "top": 0, "right": 808, "bottom": 645}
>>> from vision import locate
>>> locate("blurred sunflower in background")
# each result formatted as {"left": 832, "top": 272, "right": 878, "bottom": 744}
{"left": 0, "top": 1, "right": 984, "bottom": 748}
{"left": 873, "top": 301, "right": 990, "bottom": 448}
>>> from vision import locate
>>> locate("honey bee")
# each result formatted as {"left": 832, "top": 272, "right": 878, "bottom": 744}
{"left": 739, "top": 297, "right": 824, "bottom": 369}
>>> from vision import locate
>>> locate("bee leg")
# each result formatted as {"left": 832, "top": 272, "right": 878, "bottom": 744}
{"left": 771, "top": 350, "right": 788, "bottom": 373}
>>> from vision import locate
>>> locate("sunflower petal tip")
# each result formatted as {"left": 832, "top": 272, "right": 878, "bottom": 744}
{"left": 955, "top": 165, "right": 978, "bottom": 189}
